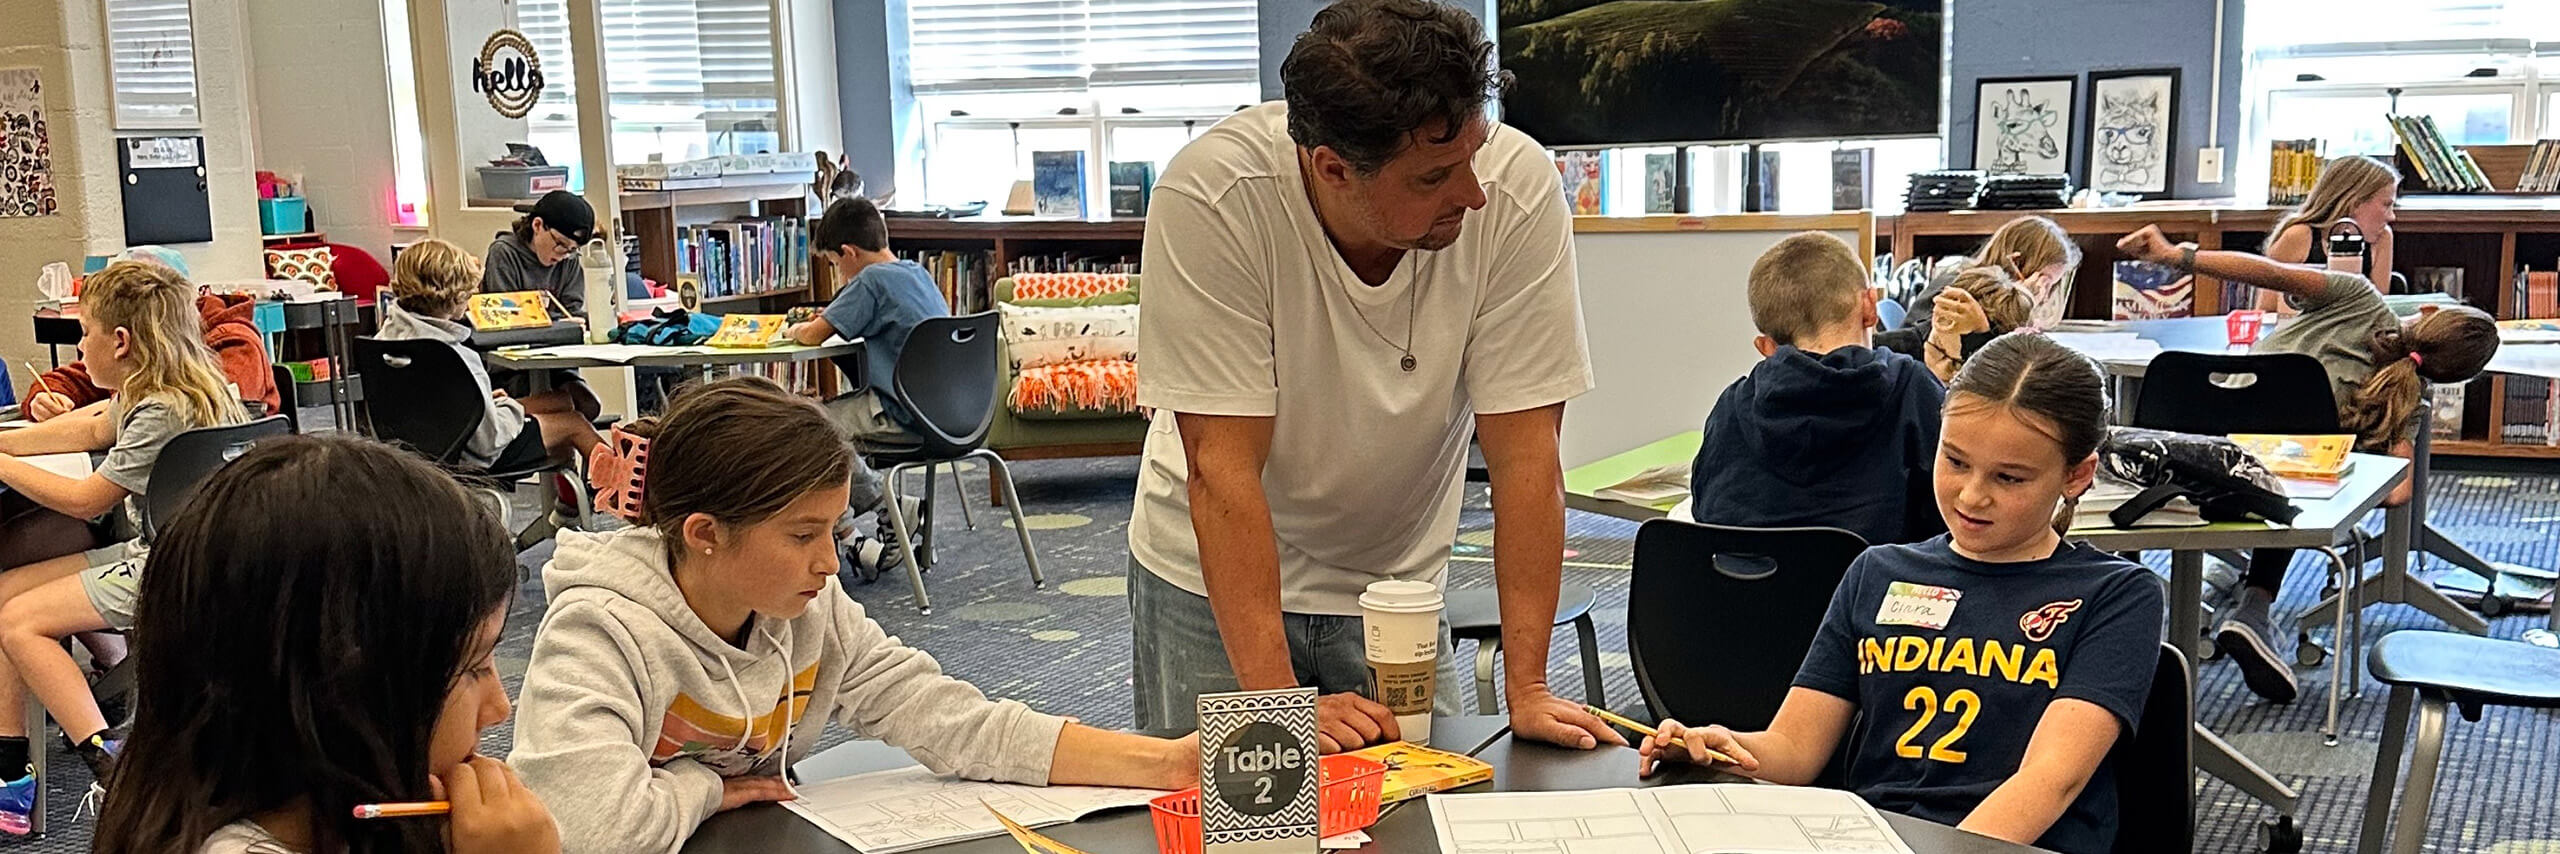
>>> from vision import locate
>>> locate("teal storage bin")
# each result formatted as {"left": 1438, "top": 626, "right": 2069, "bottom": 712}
{"left": 259, "top": 197, "right": 307, "bottom": 235}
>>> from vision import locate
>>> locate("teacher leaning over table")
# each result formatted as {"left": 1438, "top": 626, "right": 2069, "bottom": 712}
{"left": 1124, "top": 0, "right": 1614, "bottom": 754}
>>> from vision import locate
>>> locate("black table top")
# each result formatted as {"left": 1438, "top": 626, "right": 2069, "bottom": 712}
{"left": 681, "top": 717, "right": 2051, "bottom": 854}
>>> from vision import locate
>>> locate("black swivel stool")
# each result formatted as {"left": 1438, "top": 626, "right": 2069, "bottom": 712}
{"left": 2356, "top": 631, "right": 2560, "bottom": 854}
{"left": 1446, "top": 585, "right": 1603, "bottom": 714}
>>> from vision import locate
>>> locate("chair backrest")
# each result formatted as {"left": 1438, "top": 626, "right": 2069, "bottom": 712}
{"left": 1876, "top": 297, "right": 1909, "bottom": 332}
{"left": 2113, "top": 642, "right": 2194, "bottom": 852}
{"left": 269, "top": 364, "right": 300, "bottom": 433}
{"left": 890, "top": 312, "right": 1002, "bottom": 457}
{"left": 2132, "top": 352, "right": 2342, "bottom": 435}
{"left": 141, "top": 416, "right": 292, "bottom": 539}
{"left": 1628, "top": 519, "right": 1869, "bottom": 730}
{"left": 351, "top": 336, "right": 489, "bottom": 465}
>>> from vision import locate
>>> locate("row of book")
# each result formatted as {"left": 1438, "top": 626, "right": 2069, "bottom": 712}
{"left": 1024, "top": 153, "right": 1158, "bottom": 218}
{"left": 2502, "top": 376, "right": 2560, "bottom": 446}
{"left": 2389, "top": 114, "right": 2494, "bottom": 192}
{"left": 2268, "top": 139, "right": 2323, "bottom": 206}
{"left": 2517, "top": 139, "right": 2560, "bottom": 193}
{"left": 2516, "top": 269, "right": 2560, "bottom": 320}
{"left": 896, "top": 248, "right": 994, "bottom": 314}
{"left": 676, "top": 217, "right": 811, "bottom": 301}
{"left": 1008, "top": 251, "right": 1137, "bottom": 276}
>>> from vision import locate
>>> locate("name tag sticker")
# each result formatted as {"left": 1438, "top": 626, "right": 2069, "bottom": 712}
{"left": 1877, "top": 581, "right": 1962, "bottom": 630}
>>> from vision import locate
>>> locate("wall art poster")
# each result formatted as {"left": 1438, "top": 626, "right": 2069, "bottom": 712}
{"left": 1972, "top": 76, "right": 2073, "bottom": 178}
{"left": 2085, "top": 68, "right": 2180, "bottom": 196}
{"left": 0, "top": 67, "right": 57, "bottom": 218}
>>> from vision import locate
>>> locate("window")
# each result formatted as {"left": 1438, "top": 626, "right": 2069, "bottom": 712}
{"left": 903, "top": 0, "right": 1258, "bottom": 206}
{"left": 103, "top": 0, "right": 201, "bottom": 129}
{"left": 382, "top": 0, "right": 427, "bottom": 225}
{"left": 516, "top": 0, "right": 786, "bottom": 187}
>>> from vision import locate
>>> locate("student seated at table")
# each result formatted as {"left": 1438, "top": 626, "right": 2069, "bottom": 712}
{"left": 1644, "top": 333, "right": 2166, "bottom": 854}
{"left": 1913, "top": 267, "right": 2034, "bottom": 384}
{"left": 784, "top": 196, "right": 950, "bottom": 572}
{"left": 482, "top": 190, "right": 604, "bottom": 422}
{"left": 93, "top": 435, "right": 558, "bottom": 854}
{"left": 25, "top": 246, "right": 278, "bottom": 424}
{"left": 2118, "top": 224, "right": 2497, "bottom": 703}
{"left": 378, "top": 238, "right": 603, "bottom": 468}
{"left": 2258, "top": 155, "right": 2397, "bottom": 317}
{"left": 1877, "top": 215, "right": 2080, "bottom": 358}
{"left": 0, "top": 261, "right": 251, "bottom": 833}
{"left": 508, "top": 378, "right": 1195, "bottom": 854}
{"left": 1688, "top": 231, "right": 1945, "bottom": 546}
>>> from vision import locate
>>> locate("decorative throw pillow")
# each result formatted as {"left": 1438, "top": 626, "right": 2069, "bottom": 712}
{"left": 264, "top": 246, "right": 338, "bottom": 290}
{"left": 998, "top": 303, "right": 1138, "bottom": 370}
{"left": 1011, "top": 359, "right": 1140, "bottom": 414}
{"left": 1010, "top": 272, "right": 1130, "bottom": 302}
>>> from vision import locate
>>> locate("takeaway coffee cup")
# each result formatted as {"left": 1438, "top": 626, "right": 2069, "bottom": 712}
{"left": 1361, "top": 579, "right": 1443, "bottom": 746}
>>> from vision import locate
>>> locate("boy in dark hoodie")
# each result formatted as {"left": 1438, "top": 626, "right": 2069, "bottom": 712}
{"left": 1689, "top": 231, "right": 1945, "bottom": 546}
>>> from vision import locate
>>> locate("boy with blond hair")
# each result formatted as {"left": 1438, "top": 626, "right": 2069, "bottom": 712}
{"left": 1688, "top": 231, "right": 1945, "bottom": 545}
{"left": 377, "top": 238, "right": 601, "bottom": 468}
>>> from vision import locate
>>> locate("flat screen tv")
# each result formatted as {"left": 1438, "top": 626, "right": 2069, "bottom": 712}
{"left": 1498, "top": 0, "right": 1944, "bottom": 148}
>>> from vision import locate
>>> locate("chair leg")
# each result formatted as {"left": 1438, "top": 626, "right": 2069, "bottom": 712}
{"left": 913, "top": 465, "right": 937, "bottom": 570}
{"left": 882, "top": 464, "right": 931, "bottom": 615}
{"left": 948, "top": 462, "right": 977, "bottom": 530}
{"left": 1575, "top": 615, "right": 1605, "bottom": 708}
{"left": 2357, "top": 685, "right": 2416, "bottom": 854}
{"left": 973, "top": 450, "right": 1044, "bottom": 588}
{"left": 1473, "top": 640, "right": 1501, "bottom": 716}
{"left": 2387, "top": 694, "right": 2451, "bottom": 854}
{"left": 24, "top": 691, "right": 43, "bottom": 836}
{"left": 2319, "top": 547, "right": 2352, "bottom": 744}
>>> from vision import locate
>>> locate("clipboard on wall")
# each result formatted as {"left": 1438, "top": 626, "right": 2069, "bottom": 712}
{"left": 118, "top": 136, "right": 212, "bottom": 245}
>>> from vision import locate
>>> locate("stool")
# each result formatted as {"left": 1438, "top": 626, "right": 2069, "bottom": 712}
{"left": 2356, "top": 631, "right": 2560, "bottom": 854}
{"left": 1447, "top": 584, "right": 1604, "bottom": 715}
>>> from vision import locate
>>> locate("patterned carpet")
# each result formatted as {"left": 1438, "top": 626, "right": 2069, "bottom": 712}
{"left": 12, "top": 455, "right": 2560, "bottom": 853}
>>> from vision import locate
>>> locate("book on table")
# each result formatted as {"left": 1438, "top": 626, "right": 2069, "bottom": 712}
{"left": 705, "top": 314, "right": 790, "bottom": 348}
{"left": 2227, "top": 433, "right": 2355, "bottom": 481}
{"left": 1344, "top": 741, "right": 1494, "bottom": 804}
{"left": 468, "top": 291, "right": 555, "bottom": 331}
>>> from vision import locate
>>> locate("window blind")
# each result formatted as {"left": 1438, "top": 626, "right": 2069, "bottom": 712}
{"left": 102, "top": 0, "right": 200, "bottom": 129}
{"left": 907, "top": 0, "right": 1258, "bottom": 93}
{"left": 516, "top": 0, "right": 779, "bottom": 121}
{"left": 2249, "top": 0, "right": 2560, "bottom": 51}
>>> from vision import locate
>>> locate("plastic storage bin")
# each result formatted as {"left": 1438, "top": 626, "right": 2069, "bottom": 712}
{"left": 1146, "top": 754, "right": 1385, "bottom": 854}
{"left": 477, "top": 165, "right": 571, "bottom": 200}
{"left": 258, "top": 196, "right": 307, "bottom": 235}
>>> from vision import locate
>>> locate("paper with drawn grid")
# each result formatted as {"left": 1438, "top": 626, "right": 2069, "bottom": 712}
{"left": 780, "top": 766, "right": 1168, "bottom": 854}
{"left": 1429, "top": 785, "right": 1915, "bottom": 854}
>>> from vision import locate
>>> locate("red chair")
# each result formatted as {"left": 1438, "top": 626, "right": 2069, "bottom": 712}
{"left": 325, "top": 243, "right": 389, "bottom": 304}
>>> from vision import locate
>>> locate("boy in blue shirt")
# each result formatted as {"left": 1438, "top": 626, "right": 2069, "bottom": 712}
{"left": 1690, "top": 231, "right": 1945, "bottom": 546}
{"left": 786, "top": 197, "right": 951, "bottom": 572}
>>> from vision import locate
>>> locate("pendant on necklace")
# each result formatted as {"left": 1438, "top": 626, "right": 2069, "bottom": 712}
{"left": 1401, "top": 354, "right": 1417, "bottom": 372}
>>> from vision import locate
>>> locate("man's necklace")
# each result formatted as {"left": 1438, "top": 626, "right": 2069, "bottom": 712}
{"left": 1347, "top": 279, "right": 1419, "bottom": 372}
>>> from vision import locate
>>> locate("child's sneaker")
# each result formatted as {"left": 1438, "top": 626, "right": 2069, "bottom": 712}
{"left": 0, "top": 768, "right": 32, "bottom": 835}
{"left": 71, "top": 733, "right": 118, "bottom": 790}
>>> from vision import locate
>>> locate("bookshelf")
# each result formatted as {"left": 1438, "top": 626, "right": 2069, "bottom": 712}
{"left": 1879, "top": 198, "right": 2560, "bottom": 459}
{"left": 617, "top": 174, "right": 825, "bottom": 315}
{"left": 883, "top": 216, "right": 1146, "bottom": 312}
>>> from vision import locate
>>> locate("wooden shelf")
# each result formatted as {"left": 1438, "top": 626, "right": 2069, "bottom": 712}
{"left": 700, "top": 286, "right": 811, "bottom": 306}
{"left": 619, "top": 181, "right": 811, "bottom": 211}
{"left": 2434, "top": 439, "right": 2560, "bottom": 459}
{"left": 888, "top": 215, "right": 1146, "bottom": 242}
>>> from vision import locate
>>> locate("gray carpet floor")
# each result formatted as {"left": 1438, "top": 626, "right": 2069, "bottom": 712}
{"left": 13, "top": 455, "right": 2559, "bottom": 853}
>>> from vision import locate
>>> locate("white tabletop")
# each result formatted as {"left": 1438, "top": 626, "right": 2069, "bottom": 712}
{"left": 2069, "top": 453, "right": 2408, "bottom": 552}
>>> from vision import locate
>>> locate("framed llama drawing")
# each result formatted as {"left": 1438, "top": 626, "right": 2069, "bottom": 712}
{"left": 2084, "top": 68, "right": 2180, "bottom": 197}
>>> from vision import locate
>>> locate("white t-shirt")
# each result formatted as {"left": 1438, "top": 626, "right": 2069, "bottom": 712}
{"left": 1130, "top": 101, "right": 1593, "bottom": 616}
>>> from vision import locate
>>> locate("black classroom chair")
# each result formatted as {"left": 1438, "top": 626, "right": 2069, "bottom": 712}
{"left": 350, "top": 337, "right": 592, "bottom": 547}
{"left": 854, "top": 312, "right": 1042, "bottom": 615}
{"left": 1627, "top": 519, "right": 1868, "bottom": 731}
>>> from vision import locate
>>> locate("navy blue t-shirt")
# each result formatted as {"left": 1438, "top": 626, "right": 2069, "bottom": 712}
{"left": 821, "top": 259, "right": 950, "bottom": 428}
{"left": 1794, "top": 535, "right": 2165, "bottom": 854}
{"left": 1691, "top": 344, "right": 1945, "bottom": 545}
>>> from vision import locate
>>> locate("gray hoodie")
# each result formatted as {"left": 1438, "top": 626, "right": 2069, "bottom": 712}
{"left": 373, "top": 297, "right": 528, "bottom": 467}
{"left": 509, "top": 529, "right": 1066, "bottom": 854}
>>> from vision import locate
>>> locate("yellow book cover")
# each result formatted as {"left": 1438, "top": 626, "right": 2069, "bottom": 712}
{"left": 1347, "top": 741, "right": 1493, "bottom": 803}
{"left": 706, "top": 314, "right": 789, "bottom": 348}
{"left": 468, "top": 291, "right": 554, "bottom": 331}
{"left": 2229, "top": 433, "right": 2355, "bottom": 480}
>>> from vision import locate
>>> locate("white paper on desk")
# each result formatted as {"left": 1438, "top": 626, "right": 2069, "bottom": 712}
{"left": 1593, "top": 463, "right": 1691, "bottom": 505}
{"left": 779, "top": 766, "right": 1167, "bottom": 854}
{"left": 18, "top": 452, "right": 93, "bottom": 480}
{"left": 2502, "top": 329, "right": 2560, "bottom": 345}
{"left": 2045, "top": 331, "right": 2164, "bottom": 363}
{"left": 507, "top": 344, "right": 650, "bottom": 364}
{"left": 1429, "top": 785, "right": 1915, "bottom": 854}
{"left": 2072, "top": 476, "right": 2209, "bottom": 529}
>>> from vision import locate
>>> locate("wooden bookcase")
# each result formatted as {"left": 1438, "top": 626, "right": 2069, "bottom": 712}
{"left": 617, "top": 174, "right": 827, "bottom": 313}
{"left": 883, "top": 216, "right": 1146, "bottom": 310}
{"left": 1881, "top": 197, "right": 2560, "bottom": 460}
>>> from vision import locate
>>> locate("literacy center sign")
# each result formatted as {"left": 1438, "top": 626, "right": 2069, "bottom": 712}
{"left": 1197, "top": 688, "right": 1319, "bottom": 852}
{"left": 473, "top": 30, "right": 544, "bottom": 119}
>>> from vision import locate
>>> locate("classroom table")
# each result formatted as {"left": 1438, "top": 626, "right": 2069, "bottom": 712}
{"left": 1561, "top": 431, "right": 1700, "bottom": 521}
{"left": 681, "top": 716, "right": 2052, "bottom": 854}
{"left": 2068, "top": 452, "right": 2410, "bottom": 819}
{"left": 483, "top": 339, "right": 864, "bottom": 372}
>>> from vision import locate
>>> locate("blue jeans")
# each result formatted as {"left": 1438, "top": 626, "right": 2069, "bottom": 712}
{"left": 1127, "top": 557, "right": 1463, "bottom": 730}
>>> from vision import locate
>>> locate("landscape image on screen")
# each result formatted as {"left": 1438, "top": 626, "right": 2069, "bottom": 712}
{"left": 1498, "top": 0, "right": 1943, "bottom": 147}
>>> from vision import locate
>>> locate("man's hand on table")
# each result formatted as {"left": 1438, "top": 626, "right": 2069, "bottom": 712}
{"left": 1508, "top": 683, "right": 1622, "bottom": 751}
{"left": 1314, "top": 692, "right": 1400, "bottom": 753}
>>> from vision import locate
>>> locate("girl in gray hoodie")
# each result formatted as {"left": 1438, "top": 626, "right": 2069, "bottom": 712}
{"left": 508, "top": 378, "right": 1197, "bottom": 854}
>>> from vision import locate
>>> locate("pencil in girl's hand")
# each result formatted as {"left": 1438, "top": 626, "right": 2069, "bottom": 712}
{"left": 352, "top": 801, "right": 450, "bottom": 819}
{"left": 1584, "top": 704, "right": 1738, "bottom": 765}
{"left": 22, "top": 362, "right": 48, "bottom": 399}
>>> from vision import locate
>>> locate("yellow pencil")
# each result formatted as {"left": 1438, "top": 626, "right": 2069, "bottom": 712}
{"left": 1584, "top": 704, "right": 1738, "bottom": 765}
{"left": 22, "top": 362, "right": 49, "bottom": 401}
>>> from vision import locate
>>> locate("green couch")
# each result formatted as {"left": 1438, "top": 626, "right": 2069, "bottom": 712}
{"left": 985, "top": 275, "right": 1149, "bottom": 472}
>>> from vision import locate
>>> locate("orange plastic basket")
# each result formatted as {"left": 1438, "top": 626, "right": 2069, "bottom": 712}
{"left": 1147, "top": 753, "right": 1386, "bottom": 854}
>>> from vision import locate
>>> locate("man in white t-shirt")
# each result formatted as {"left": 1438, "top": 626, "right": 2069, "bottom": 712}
{"left": 1127, "top": 0, "right": 1614, "bottom": 754}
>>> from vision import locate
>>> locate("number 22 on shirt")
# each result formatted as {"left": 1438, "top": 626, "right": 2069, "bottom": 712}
{"left": 1894, "top": 686, "right": 1980, "bottom": 764}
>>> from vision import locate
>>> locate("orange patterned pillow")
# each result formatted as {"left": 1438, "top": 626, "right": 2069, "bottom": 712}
{"left": 1011, "top": 272, "right": 1129, "bottom": 301}
{"left": 264, "top": 246, "right": 338, "bottom": 290}
{"left": 1009, "top": 358, "right": 1139, "bottom": 414}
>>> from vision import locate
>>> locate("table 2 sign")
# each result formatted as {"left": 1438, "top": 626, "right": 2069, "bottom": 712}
{"left": 1196, "top": 688, "right": 1320, "bottom": 853}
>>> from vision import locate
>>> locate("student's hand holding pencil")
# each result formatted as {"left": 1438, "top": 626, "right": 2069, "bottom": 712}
{"left": 23, "top": 392, "right": 72, "bottom": 422}
{"left": 437, "top": 755, "right": 560, "bottom": 854}
{"left": 1637, "top": 719, "right": 1758, "bottom": 779}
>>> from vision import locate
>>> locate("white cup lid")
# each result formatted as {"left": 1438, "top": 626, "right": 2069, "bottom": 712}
{"left": 1360, "top": 579, "right": 1442, "bottom": 613}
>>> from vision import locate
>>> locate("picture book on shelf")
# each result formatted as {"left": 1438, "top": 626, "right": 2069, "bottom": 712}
{"left": 1831, "top": 147, "right": 1872, "bottom": 211}
{"left": 705, "top": 314, "right": 789, "bottom": 348}
{"left": 1555, "top": 151, "right": 1603, "bottom": 215}
{"left": 1032, "top": 150, "right": 1087, "bottom": 218}
{"left": 1643, "top": 153, "right": 1676, "bottom": 213}
{"left": 1343, "top": 741, "right": 1493, "bottom": 804}
{"left": 468, "top": 291, "right": 554, "bottom": 331}
{"left": 1107, "top": 161, "right": 1153, "bottom": 218}
{"left": 2228, "top": 434, "right": 2357, "bottom": 480}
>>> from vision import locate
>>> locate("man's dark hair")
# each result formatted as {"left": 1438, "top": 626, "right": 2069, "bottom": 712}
{"left": 813, "top": 196, "right": 889, "bottom": 253}
{"left": 1280, "top": 0, "right": 1511, "bottom": 175}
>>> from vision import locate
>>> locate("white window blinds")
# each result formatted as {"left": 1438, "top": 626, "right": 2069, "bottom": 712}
{"left": 2249, "top": 0, "right": 2560, "bottom": 50}
{"left": 517, "top": 0, "right": 780, "bottom": 124}
{"left": 907, "top": 0, "right": 1258, "bottom": 93}
{"left": 102, "top": 0, "right": 200, "bottom": 129}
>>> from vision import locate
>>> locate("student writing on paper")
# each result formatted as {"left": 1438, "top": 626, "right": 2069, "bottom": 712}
{"left": 508, "top": 379, "right": 1196, "bottom": 854}
{"left": 0, "top": 262, "right": 253, "bottom": 834}
{"left": 2257, "top": 155, "right": 2397, "bottom": 317}
{"left": 378, "top": 239, "right": 604, "bottom": 468}
{"left": 24, "top": 246, "right": 278, "bottom": 423}
{"left": 783, "top": 196, "right": 950, "bottom": 577}
{"left": 1643, "top": 334, "right": 2165, "bottom": 854}
{"left": 481, "top": 190, "right": 605, "bottom": 427}
{"left": 2119, "top": 224, "right": 2498, "bottom": 702}
{"left": 95, "top": 436, "right": 559, "bottom": 854}
{"left": 1688, "top": 232, "right": 1945, "bottom": 546}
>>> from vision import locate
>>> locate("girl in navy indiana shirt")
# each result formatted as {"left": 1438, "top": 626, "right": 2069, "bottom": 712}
{"left": 1642, "top": 333, "right": 2164, "bottom": 854}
